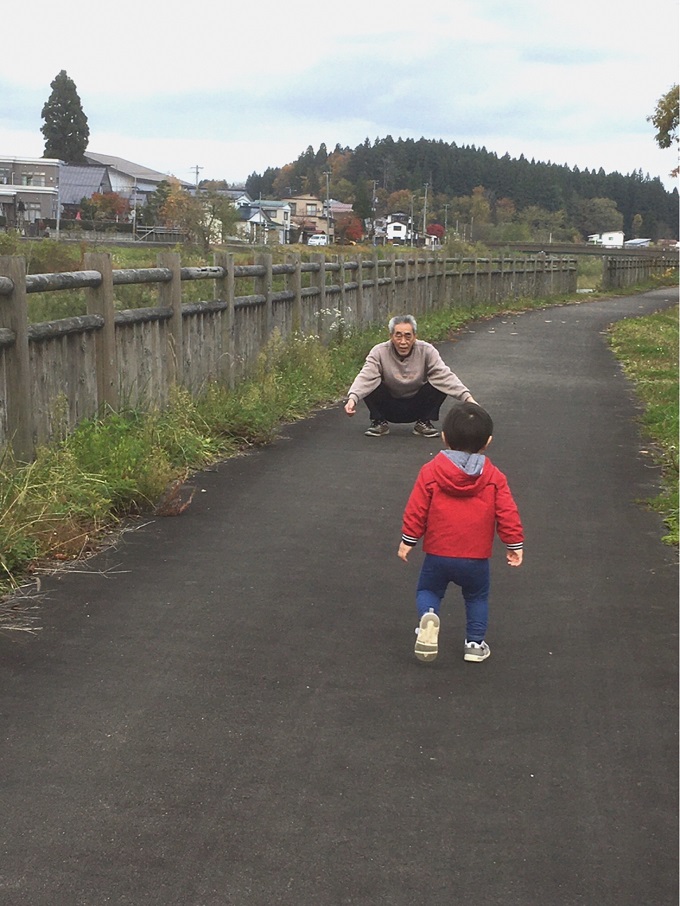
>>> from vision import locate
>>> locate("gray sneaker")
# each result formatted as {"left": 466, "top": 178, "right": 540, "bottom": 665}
{"left": 464, "top": 640, "right": 491, "bottom": 662}
{"left": 365, "top": 419, "right": 389, "bottom": 436}
{"left": 414, "top": 610, "right": 440, "bottom": 662}
{"left": 413, "top": 420, "right": 439, "bottom": 437}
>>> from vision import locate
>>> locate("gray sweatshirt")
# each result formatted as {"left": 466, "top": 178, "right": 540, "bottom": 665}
{"left": 347, "top": 339, "right": 472, "bottom": 402}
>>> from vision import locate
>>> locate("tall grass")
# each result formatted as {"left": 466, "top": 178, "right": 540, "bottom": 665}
{"left": 608, "top": 307, "right": 679, "bottom": 545}
{"left": 0, "top": 327, "right": 376, "bottom": 593}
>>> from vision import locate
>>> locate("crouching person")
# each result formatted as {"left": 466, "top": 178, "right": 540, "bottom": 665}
{"left": 344, "top": 314, "right": 476, "bottom": 437}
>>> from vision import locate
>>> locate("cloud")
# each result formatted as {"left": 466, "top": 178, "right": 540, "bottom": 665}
{"left": 0, "top": 0, "right": 676, "bottom": 191}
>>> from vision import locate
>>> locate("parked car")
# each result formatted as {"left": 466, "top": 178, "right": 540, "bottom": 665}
{"left": 307, "top": 234, "right": 328, "bottom": 246}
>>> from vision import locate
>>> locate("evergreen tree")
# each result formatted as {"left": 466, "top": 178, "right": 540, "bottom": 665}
{"left": 41, "top": 70, "right": 90, "bottom": 162}
{"left": 246, "top": 135, "right": 679, "bottom": 241}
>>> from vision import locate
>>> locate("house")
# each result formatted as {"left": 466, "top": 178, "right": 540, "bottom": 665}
{"left": 0, "top": 155, "right": 60, "bottom": 233}
{"left": 220, "top": 188, "right": 252, "bottom": 208}
{"left": 83, "top": 152, "right": 193, "bottom": 204}
{"left": 281, "top": 194, "right": 334, "bottom": 243}
{"left": 236, "top": 204, "right": 277, "bottom": 244}
{"left": 329, "top": 200, "right": 353, "bottom": 217}
{"left": 385, "top": 212, "right": 414, "bottom": 245}
{"left": 587, "top": 231, "right": 625, "bottom": 248}
{"left": 623, "top": 238, "right": 652, "bottom": 248}
{"left": 250, "top": 199, "right": 292, "bottom": 244}
{"left": 59, "top": 164, "right": 111, "bottom": 218}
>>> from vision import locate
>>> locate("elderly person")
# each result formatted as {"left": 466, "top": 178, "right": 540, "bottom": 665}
{"left": 344, "top": 314, "right": 476, "bottom": 436}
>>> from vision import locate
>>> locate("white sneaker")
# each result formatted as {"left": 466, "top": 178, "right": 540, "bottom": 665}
{"left": 464, "top": 640, "right": 490, "bottom": 662}
{"left": 414, "top": 611, "right": 440, "bottom": 662}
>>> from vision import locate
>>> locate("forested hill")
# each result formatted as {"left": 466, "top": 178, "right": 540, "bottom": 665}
{"left": 243, "top": 136, "right": 678, "bottom": 242}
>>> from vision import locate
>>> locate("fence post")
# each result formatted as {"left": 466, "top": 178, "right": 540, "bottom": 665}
{"left": 84, "top": 251, "right": 118, "bottom": 412}
{"left": 389, "top": 255, "right": 397, "bottom": 314}
{"left": 411, "top": 254, "right": 421, "bottom": 314}
{"left": 287, "top": 253, "right": 302, "bottom": 334}
{"left": 255, "top": 252, "right": 273, "bottom": 345}
{"left": 0, "top": 256, "right": 33, "bottom": 460}
{"left": 157, "top": 251, "right": 183, "bottom": 386}
{"left": 601, "top": 256, "right": 609, "bottom": 290}
{"left": 338, "top": 253, "right": 347, "bottom": 330}
{"left": 311, "top": 253, "right": 327, "bottom": 340}
{"left": 355, "top": 254, "right": 364, "bottom": 329}
{"left": 372, "top": 252, "right": 382, "bottom": 323}
{"left": 214, "top": 251, "right": 235, "bottom": 390}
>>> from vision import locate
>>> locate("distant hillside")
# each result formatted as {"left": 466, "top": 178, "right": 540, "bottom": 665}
{"left": 244, "top": 137, "right": 678, "bottom": 242}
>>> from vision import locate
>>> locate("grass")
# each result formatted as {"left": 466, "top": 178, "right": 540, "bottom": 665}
{"left": 0, "top": 325, "right": 381, "bottom": 597}
{"left": 608, "top": 307, "right": 679, "bottom": 546}
{"left": 0, "top": 242, "right": 677, "bottom": 601}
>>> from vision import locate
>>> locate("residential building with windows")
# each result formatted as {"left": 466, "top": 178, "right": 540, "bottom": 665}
{"left": 385, "top": 212, "right": 414, "bottom": 245}
{"left": 252, "top": 200, "right": 291, "bottom": 243}
{"left": 220, "top": 188, "right": 252, "bottom": 208}
{"left": 236, "top": 205, "right": 274, "bottom": 244}
{"left": 0, "top": 156, "right": 61, "bottom": 233}
{"left": 282, "top": 194, "right": 334, "bottom": 243}
{"left": 235, "top": 200, "right": 291, "bottom": 244}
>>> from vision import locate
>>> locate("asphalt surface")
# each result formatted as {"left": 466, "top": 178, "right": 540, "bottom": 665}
{"left": 1, "top": 288, "right": 678, "bottom": 906}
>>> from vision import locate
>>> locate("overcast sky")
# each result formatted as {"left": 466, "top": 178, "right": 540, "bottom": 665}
{"left": 2, "top": 0, "right": 678, "bottom": 192}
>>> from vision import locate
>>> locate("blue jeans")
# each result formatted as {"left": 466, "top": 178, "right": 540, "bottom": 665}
{"left": 416, "top": 555, "right": 490, "bottom": 643}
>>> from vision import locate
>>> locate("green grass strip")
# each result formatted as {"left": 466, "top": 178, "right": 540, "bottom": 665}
{"left": 608, "top": 306, "right": 679, "bottom": 546}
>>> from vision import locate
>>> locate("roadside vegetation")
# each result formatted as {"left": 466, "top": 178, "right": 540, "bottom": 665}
{"left": 608, "top": 307, "right": 679, "bottom": 546}
{"left": 0, "top": 237, "right": 676, "bottom": 604}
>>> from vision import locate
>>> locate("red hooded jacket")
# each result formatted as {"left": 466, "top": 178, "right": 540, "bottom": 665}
{"left": 401, "top": 450, "right": 524, "bottom": 558}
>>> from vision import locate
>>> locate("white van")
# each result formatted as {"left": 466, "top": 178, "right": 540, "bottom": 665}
{"left": 307, "top": 234, "right": 328, "bottom": 246}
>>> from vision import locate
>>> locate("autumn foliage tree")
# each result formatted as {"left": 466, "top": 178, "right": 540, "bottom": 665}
{"left": 159, "top": 179, "right": 239, "bottom": 250}
{"left": 81, "top": 192, "right": 130, "bottom": 222}
{"left": 648, "top": 84, "right": 679, "bottom": 177}
{"left": 334, "top": 212, "right": 364, "bottom": 243}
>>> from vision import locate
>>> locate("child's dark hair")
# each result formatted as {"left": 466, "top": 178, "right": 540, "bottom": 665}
{"left": 442, "top": 402, "right": 493, "bottom": 453}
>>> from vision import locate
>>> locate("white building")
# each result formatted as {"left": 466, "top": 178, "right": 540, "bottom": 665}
{"left": 385, "top": 212, "right": 415, "bottom": 245}
{"left": 587, "top": 231, "right": 625, "bottom": 248}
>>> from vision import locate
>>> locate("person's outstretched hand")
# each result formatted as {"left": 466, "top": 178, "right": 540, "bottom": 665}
{"left": 344, "top": 398, "right": 356, "bottom": 416}
{"left": 506, "top": 549, "right": 523, "bottom": 567}
{"left": 398, "top": 542, "right": 412, "bottom": 562}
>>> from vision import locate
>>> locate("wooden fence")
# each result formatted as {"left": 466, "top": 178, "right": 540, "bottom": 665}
{"left": 1, "top": 250, "right": 580, "bottom": 459}
{"left": 601, "top": 255, "right": 677, "bottom": 289}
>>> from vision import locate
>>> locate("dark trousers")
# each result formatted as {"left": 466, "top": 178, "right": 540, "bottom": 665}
{"left": 363, "top": 382, "right": 447, "bottom": 423}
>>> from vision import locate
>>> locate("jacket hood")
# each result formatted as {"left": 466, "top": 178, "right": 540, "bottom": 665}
{"left": 433, "top": 450, "right": 490, "bottom": 496}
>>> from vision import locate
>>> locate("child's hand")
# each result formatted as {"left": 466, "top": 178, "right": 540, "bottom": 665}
{"left": 398, "top": 542, "right": 411, "bottom": 562}
{"left": 506, "top": 549, "right": 523, "bottom": 567}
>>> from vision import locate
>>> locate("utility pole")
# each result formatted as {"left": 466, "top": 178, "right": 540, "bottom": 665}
{"left": 55, "top": 171, "right": 61, "bottom": 241}
{"left": 191, "top": 164, "right": 203, "bottom": 190}
{"left": 444, "top": 203, "right": 449, "bottom": 239}
{"left": 324, "top": 171, "right": 331, "bottom": 241}
{"left": 132, "top": 185, "right": 139, "bottom": 241}
{"left": 422, "top": 183, "right": 428, "bottom": 246}
{"left": 409, "top": 195, "right": 414, "bottom": 247}
{"left": 371, "top": 179, "right": 378, "bottom": 245}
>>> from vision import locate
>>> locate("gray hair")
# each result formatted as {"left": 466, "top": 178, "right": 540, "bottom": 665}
{"left": 388, "top": 314, "right": 417, "bottom": 335}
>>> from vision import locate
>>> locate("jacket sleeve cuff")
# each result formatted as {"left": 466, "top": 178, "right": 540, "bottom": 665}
{"left": 401, "top": 534, "right": 419, "bottom": 546}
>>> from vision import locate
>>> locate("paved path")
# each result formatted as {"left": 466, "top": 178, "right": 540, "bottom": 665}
{"left": 1, "top": 288, "right": 677, "bottom": 906}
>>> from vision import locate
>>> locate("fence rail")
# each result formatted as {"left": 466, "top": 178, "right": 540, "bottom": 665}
{"left": 2, "top": 248, "right": 652, "bottom": 460}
